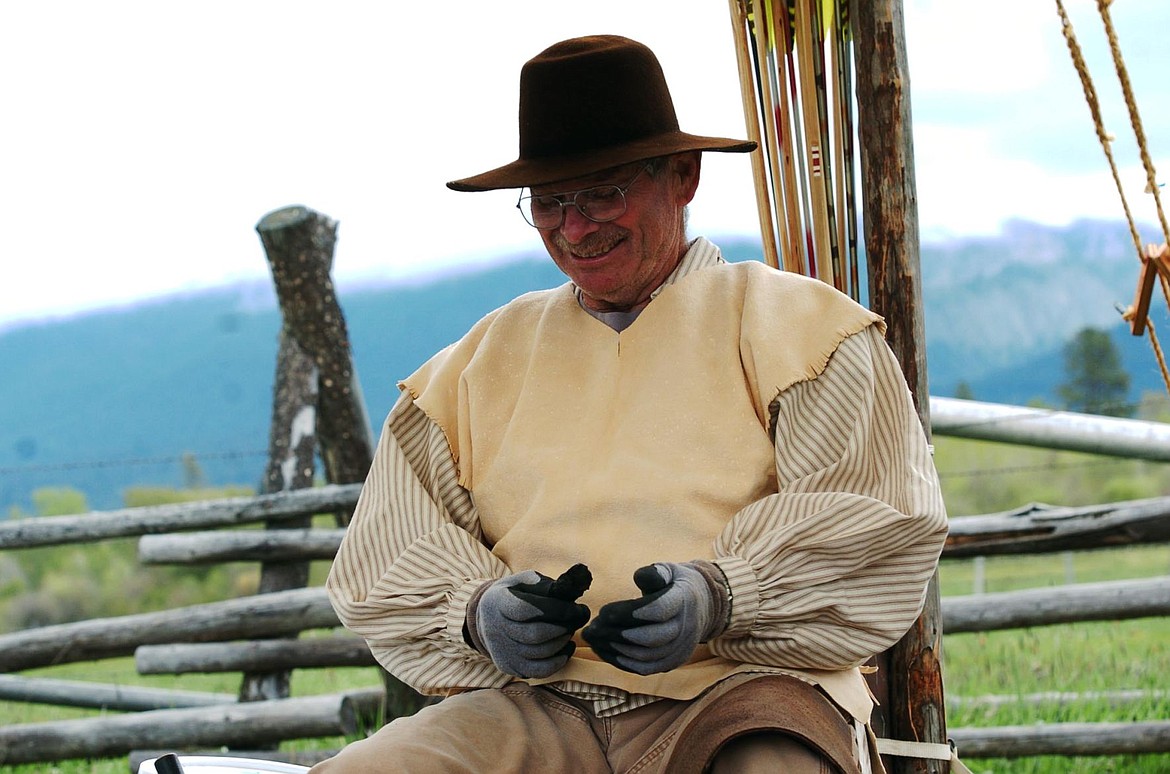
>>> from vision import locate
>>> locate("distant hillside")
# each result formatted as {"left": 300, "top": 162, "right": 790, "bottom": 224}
{"left": 1, "top": 220, "right": 1164, "bottom": 512}
{"left": 920, "top": 218, "right": 1170, "bottom": 405}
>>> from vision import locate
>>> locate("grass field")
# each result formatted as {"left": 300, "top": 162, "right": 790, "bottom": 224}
{"left": 938, "top": 546, "right": 1170, "bottom": 772}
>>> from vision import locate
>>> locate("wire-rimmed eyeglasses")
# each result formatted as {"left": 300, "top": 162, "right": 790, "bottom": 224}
{"left": 516, "top": 165, "right": 650, "bottom": 229}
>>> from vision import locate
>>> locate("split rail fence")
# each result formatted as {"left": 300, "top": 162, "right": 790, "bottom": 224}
{"left": 3, "top": 484, "right": 1169, "bottom": 767}
{"left": 1, "top": 206, "right": 1169, "bottom": 768}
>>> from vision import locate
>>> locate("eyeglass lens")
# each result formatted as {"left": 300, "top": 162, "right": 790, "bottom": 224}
{"left": 518, "top": 165, "right": 648, "bottom": 229}
{"left": 525, "top": 186, "right": 625, "bottom": 229}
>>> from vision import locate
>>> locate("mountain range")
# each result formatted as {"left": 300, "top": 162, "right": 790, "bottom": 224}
{"left": 2, "top": 219, "right": 1166, "bottom": 512}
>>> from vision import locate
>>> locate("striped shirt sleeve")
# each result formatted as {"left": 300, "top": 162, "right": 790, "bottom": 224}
{"left": 710, "top": 324, "right": 949, "bottom": 670}
{"left": 325, "top": 391, "right": 512, "bottom": 695}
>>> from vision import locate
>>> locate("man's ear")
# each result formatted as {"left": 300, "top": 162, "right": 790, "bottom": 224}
{"left": 673, "top": 151, "right": 702, "bottom": 206}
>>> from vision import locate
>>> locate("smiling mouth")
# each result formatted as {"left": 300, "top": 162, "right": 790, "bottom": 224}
{"left": 554, "top": 231, "right": 626, "bottom": 260}
{"left": 572, "top": 246, "right": 616, "bottom": 261}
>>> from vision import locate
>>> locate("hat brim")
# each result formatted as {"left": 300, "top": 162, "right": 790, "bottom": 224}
{"left": 446, "top": 132, "right": 757, "bottom": 192}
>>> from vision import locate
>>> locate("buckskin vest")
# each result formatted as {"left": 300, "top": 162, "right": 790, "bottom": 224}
{"left": 403, "top": 258, "right": 880, "bottom": 711}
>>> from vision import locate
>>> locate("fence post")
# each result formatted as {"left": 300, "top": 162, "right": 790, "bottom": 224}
{"left": 256, "top": 205, "right": 374, "bottom": 522}
{"left": 236, "top": 211, "right": 328, "bottom": 710}
{"left": 854, "top": 1, "right": 948, "bottom": 771}
{"left": 254, "top": 205, "right": 427, "bottom": 721}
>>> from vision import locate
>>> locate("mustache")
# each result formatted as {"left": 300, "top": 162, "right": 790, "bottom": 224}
{"left": 551, "top": 228, "right": 626, "bottom": 257}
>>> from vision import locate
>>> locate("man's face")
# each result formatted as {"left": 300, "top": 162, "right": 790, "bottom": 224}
{"left": 532, "top": 152, "right": 701, "bottom": 313}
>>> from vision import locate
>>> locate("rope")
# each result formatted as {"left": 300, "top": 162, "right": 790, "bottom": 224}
{"left": 1054, "top": 0, "right": 1143, "bottom": 256}
{"left": 1056, "top": 0, "right": 1170, "bottom": 396}
{"left": 1096, "top": 0, "right": 1170, "bottom": 249}
{"left": 1094, "top": 0, "right": 1170, "bottom": 316}
{"left": 1137, "top": 313, "right": 1170, "bottom": 397}
{"left": 1120, "top": 294, "right": 1170, "bottom": 394}
{"left": 1142, "top": 316, "right": 1170, "bottom": 397}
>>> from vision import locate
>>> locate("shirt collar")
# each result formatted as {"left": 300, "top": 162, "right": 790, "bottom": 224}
{"left": 651, "top": 237, "right": 725, "bottom": 299}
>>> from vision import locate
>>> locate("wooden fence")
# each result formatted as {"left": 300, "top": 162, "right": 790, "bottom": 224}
{"left": 3, "top": 485, "right": 1170, "bottom": 766}
{"left": 1, "top": 205, "right": 1168, "bottom": 768}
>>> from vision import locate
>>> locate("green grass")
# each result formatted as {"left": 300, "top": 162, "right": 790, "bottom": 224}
{"left": 939, "top": 549, "right": 1170, "bottom": 772}
{"left": 926, "top": 436, "right": 1170, "bottom": 770}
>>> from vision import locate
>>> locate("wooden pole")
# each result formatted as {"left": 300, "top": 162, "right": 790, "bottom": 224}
{"left": 794, "top": 0, "right": 836, "bottom": 286}
{"left": 770, "top": 0, "right": 809, "bottom": 274}
{"left": 256, "top": 205, "right": 426, "bottom": 720}
{"left": 852, "top": 1, "right": 947, "bottom": 771}
{"left": 241, "top": 347, "right": 318, "bottom": 704}
{"left": 728, "top": 0, "right": 782, "bottom": 270}
{"left": 256, "top": 206, "right": 375, "bottom": 524}
{"left": 853, "top": 0, "right": 928, "bottom": 404}
{"left": 242, "top": 210, "right": 329, "bottom": 711}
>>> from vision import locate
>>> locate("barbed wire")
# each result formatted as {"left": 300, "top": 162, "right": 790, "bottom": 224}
{"left": 0, "top": 450, "right": 269, "bottom": 476}
{"left": 936, "top": 458, "right": 1124, "bottom": 480}
{"left": 0, "top": 446, "right": 1148, "bottom": 484}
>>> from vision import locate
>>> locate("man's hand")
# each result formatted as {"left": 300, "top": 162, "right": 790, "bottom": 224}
{"left": 466, "top": 564, "right": 592, "bottom": 679}
{"left": 582, "top": 562, "right": 725, "bottom": 675}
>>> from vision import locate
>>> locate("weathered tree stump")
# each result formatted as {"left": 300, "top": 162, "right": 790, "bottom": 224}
{"left": 242, "top": 224, "right": 326, "bottom": 711}
{"left": 255, "top": 204, "right": 426, "bottom": 721}
{"left": 255, "top": 205, "right": 374, "bottom": 521}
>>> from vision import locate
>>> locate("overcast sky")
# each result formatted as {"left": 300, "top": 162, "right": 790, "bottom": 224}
{"left": 2, "top": 0, "right": 1168, "bottom": 327}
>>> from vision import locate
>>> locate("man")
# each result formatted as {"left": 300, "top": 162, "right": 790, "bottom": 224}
{"left": 312, "top": 34, "right": 947, "bottom": 773}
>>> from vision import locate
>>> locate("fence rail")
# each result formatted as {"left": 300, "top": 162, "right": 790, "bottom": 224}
{"left": 135, "top": 637, "right": 376, "bottom": 675}
{"left": 0, "top": 588, "right": 336, "bottom": 672}
{"left": 5, "top": 570, "right": 1167, "bottom": 678}
{"left": 930, "top": 396, "right": 1170, "bottom": 461}
{"left": 133, "top": 500, "right": 1170, "bottom": 566}
{"left": 949, "top": 720, "right": 1170, "bottom": 758}
{"left": 137, "top": 528, "right": 345, "bottom": 565}
{"left": 0, "top": 484, "right": 361, "bottom": 550}
{"left": 0, "top": 675, "right": 235, "bottom": 712}
{"left": 0, "top": 691, "right": 380, "bottom": 765}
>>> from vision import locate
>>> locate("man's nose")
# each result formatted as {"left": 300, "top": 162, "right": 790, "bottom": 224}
{"left": 558, "top": 203, "right": 601, "bottom": 243}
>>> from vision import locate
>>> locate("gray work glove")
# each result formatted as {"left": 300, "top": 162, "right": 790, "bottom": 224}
{"left": 465, "top": 564, "right": 592, "bottom": 679}
{"left": 582, "top": 561, "right": 728, "bottom": 675}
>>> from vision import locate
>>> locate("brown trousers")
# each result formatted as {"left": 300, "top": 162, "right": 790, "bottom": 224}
{"left": 309, "top": 673, "right": 865, "bottom": 773}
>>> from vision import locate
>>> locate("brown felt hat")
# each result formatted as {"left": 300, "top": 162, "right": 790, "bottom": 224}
{"left": 447, "top": 35, "right": 757, "bottom": 192}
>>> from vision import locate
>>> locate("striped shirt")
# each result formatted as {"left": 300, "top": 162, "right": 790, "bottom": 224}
{"left": 327, "top": 238, "right": 949, "bottom": 719}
